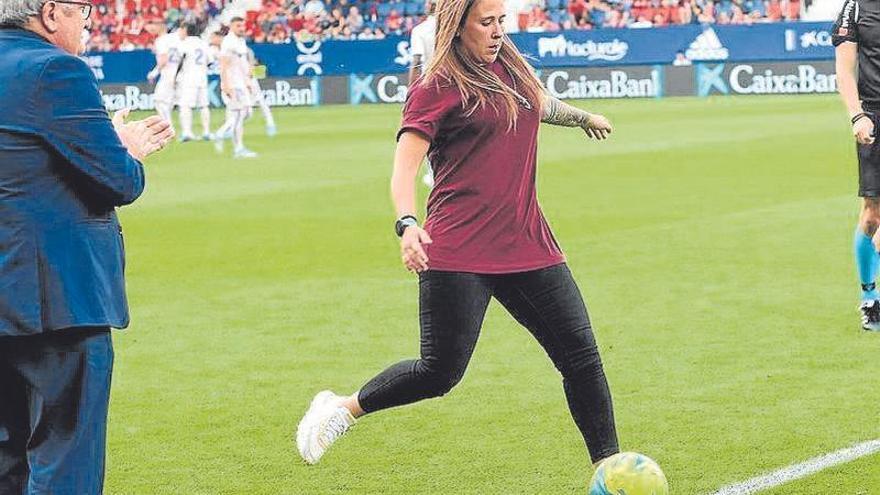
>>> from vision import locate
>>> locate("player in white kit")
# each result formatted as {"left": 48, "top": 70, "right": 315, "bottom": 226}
{"left": 177, "top": 23, "right": 213, "bottom": 142}
{"left": 208, "top": 31, "right": 222, "bottom": 75}
{"left": 149, "top": 23, "right": 187, "bottom": 133}
{"left": 408, "top": 1, "right": 437, "bottom": 187}
{"left": 247, "top": 49, "right": 277, "bottom": 137}
{"left": 214, "top": 17, "right": 257, "bottom": 158}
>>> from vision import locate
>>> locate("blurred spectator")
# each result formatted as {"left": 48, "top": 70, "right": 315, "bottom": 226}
{"left": 526, "top": 5, "right": 552, "bottom": 31}
{"left": 347, "top": 6, "right": 365, "bottom": 33}
{"left": 385, "top": 8, "right": 403, "bottom": 34}
{"left": 766, "top": 0, "right": 783, "bottom": 21}
{"left": 85, "top": 0, "right": 802, "bottom": 52}
{"left": 303, "top": 0, "right": 326, "bottom": 16}
{"left": 784, "top": 0, "right": 799, "bottom": 20}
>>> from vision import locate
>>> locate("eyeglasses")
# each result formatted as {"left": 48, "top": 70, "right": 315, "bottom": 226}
{"left": 51, "top": 0, "right": 93, "bottom": 20}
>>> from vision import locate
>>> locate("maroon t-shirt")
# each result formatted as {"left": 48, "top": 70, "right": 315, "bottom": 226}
{"left": 398, "top": 62, "right": 566, "bottom": 274}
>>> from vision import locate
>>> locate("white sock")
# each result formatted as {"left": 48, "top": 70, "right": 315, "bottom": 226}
{"left": 233, "top": 110, "right": 245, "bottom": 151}
{"left": 156, "top": 102, "right": 174, "bottom": 133}
{"left": 200, "top": 107, "right": 211, "bottom": 136}
{"left": 260, "top": 100, "right": 275, "bottom": 128}
{"left": 215, "top": 111, "right": 235, "bottom": 139}
{"left": 179, "top": 106, "right": 194, "bottom": 138}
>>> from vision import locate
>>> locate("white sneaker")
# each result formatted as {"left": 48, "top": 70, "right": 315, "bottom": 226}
{"left": 234, "top": 148, "right": 258, "bottom": 159}
{"left": 296, "top": 390, "right": 356, "bottom": 465}
{"left": 213, "top": 135, "right": 224, "bottom": 153}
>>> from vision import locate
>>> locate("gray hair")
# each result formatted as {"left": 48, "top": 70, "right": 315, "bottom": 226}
{"left": 0, "top": 0, "right": 46, "bottom": 27}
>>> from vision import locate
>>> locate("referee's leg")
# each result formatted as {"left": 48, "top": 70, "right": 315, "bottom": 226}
{"left": 855, "top": 133, "right": 880, "bottom": 310}
{"left": 1, "top": 328, "right": 114, "bottom": 495}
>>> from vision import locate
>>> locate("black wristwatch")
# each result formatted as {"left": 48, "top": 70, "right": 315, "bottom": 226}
{"left": 395, "top": 215, "right": 419, "bottom": 237}
{"left": 852, "top": 112, "right": 870, "bottom": 125}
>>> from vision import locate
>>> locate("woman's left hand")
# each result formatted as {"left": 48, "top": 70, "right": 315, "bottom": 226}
{"left": 582, "top": 114, "right": 613, "bottom": 140}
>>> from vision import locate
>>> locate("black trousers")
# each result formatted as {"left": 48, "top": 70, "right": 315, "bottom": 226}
{"left": 358, "top": 263, "right": 619, "bottom": 462}
{"left": 0, "top": 328, "right": 113, "bottom": 495}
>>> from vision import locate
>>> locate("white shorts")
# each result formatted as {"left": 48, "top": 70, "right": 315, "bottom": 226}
{"left": 222, "top": 87, "right": 251, "bottom": 111}
{"left": 153, "top": 77, "right": 176, "bottom": 105}
{"left": 179, "top": 85, "right": 209, "bottom": 108}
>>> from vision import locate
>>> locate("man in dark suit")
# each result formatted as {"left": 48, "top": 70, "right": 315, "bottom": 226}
{"left": 0, "top": 1, "right": 173, "bottom": 492}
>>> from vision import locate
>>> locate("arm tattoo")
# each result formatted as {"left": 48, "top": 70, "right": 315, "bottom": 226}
{"left": 541, "top": 94, "right": 592, "bottom": 127}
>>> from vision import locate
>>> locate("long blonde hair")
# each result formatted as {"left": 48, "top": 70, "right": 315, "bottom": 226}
{"left": 422, "top": 0, "right": 544, "bottom": 130}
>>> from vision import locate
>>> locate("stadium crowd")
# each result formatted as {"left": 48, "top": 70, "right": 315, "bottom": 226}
{"left": 86, "top": 0, "right": 800, "bottom": 51}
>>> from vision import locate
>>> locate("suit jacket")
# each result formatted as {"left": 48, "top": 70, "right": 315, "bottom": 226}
{"left": 0, "top": 28, "right": 145, "bottom": 336}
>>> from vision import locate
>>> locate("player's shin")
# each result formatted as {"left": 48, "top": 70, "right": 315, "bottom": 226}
{"left": 179, "top": 107, "right": 194, "bottom": 140}
{"left": 200, "top": 107, "right": 212, "bottom": 137}
{"left": 156, "top": 102, "right": 174, "bottom": 133}
{"left": 233, "top": 110, "right": 245, "bottom": 151}
{"left": 855, "top": 226, "right": 880, "bottom": 301}
{"left": 261, "top": 101, "right": 275, "bottom": 128}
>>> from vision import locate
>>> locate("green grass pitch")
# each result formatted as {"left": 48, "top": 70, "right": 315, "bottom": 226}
{"left": 106, "top": 95, "right": 879, "bottom": 494}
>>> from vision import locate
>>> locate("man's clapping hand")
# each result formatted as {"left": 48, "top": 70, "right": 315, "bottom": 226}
{"left": 112, "top": 109, "right": 175, "bottom": 161}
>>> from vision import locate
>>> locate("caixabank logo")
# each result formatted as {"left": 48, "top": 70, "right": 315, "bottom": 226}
{"left": 543, "top": 68, "right": 662, "bottom": 99}
{"left": 99, "top": 78, "right": 319, "bottom": 111}
{"left": 696, "top": 63, "right": 837, "bottom": 97}
{"left": 259, "top": 79, "right": 321, "bottom": 106}
{"left": 349, "top": 74, "right": 409, "bottom": 104}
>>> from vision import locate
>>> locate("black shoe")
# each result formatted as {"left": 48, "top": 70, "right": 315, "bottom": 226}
{"left": 859, "top": 300, "right": 880, "bottom": 332}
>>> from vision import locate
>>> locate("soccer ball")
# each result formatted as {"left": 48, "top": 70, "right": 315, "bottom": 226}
{"left": 589, "top": 452, "right": 668, "bottom": 495}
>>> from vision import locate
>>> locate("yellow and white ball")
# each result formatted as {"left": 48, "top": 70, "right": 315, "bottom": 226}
{"left": 589, "top": 452, "right": 668, "bottom": 495}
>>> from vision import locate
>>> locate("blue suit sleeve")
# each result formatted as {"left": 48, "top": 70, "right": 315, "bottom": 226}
{"left": 39, "top": 54, "right": 145, "bottom": 206}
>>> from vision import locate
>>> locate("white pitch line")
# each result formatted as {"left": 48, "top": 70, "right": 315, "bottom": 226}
{"left": 711, "top": 440, "right": 880, "bottom": 495}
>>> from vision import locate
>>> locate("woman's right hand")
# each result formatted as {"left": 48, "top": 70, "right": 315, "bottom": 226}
{"left": 400, "top": 225, "right": 433, "bottom": 273}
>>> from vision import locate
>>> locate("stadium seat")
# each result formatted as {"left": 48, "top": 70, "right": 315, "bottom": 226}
{"left": 376, "top": 2, "right": 393, "bottom": 17}
{"left": 404, "top": 2, "right": 419, "bottom": 16}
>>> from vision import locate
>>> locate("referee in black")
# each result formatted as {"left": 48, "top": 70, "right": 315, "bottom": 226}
{"left": 834, "top": 0, "right": 880, "bottom": 331}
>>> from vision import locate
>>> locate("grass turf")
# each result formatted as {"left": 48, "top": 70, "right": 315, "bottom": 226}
{"left": 106, "top": 95, "right": 879, "bottom": 494}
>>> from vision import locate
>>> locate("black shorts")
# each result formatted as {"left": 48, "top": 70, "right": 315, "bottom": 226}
{"left": 859, "top": 112, "right": 880, "bottom": 197}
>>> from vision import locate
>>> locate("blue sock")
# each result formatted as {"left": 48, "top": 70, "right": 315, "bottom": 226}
{"left": 854, "top": 227, "right": 880, "bottom": 301}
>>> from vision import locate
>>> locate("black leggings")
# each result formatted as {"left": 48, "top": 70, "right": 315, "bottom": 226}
{"left": 358, "top": 263, "right": 619, "bottom": 462}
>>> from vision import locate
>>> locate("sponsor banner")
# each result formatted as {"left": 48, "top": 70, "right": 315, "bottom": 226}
{"left": 82, "top": 50, "right": 156, "bottom": 84}
{"left": 249, "top": 22, "right": 836, "bottom": 76}
{"left": 349, "top": 73, "right": 411, "bottom": 104}
{"left": 348, "top": 66, "right": 665, "bottom": 105}
{"left": 258, "top": 78, "right": 322, "bottom": 106}
{"left": 97, "top": 60, "right": 839, "bottom": 107}
{"left": 98, "top": 77, "right": 320, "bottom": 111}
{"left": 539, "top": 66, "right": 664, "bottom": 99}
{"left": 252, "top": 37, "right": 412, "bottom": 78}
{"left": 783, "top": 24, "right": 835, "bottom": 60}
{"left": 694, "top": 61, "right": 837, "bottom": 96}
{"left": 100, "top": 83, "right": 157, "bottom": 112}
{"left": 521, "top": 28, "right": 685, "bottom": 68}
{"left": 87, "top": 21, "right": 835, "bottom": 83}
{"left": 347, "top": 67, "right": 665, "bottom": 105}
